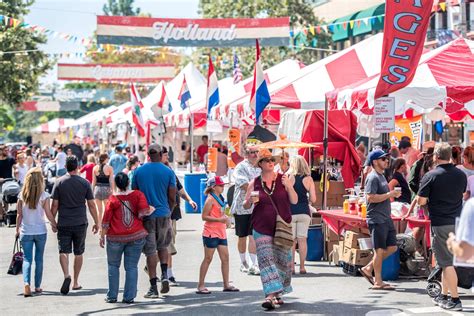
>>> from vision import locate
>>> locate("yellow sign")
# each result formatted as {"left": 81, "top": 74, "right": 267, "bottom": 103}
{"left": 390, "top": 115, "right": 423, "bottom": 149}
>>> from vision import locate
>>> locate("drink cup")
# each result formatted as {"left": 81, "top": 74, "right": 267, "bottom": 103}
{"left": 394, "top": 187, "right": 402, "bottom": 193}
{"left": 251, "top": 191, "right": 259, "bottom": 203}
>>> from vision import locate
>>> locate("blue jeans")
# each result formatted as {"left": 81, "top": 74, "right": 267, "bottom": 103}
{"left": 20, "top": 234, "right": 47, "bottom": 288}
{"left": 106, "top": 238, "right": 146, "bottom": 301}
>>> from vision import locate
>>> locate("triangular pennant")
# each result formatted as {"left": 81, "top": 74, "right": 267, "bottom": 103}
{"left": 322, "top": 25, "right": 328, "bottom": 33}
{"left": 377, "top": 15, "right": 383, "bottom": 23}
{"left": 356, "top": 20, "right": 361, "bottom": 28}
{"left": 342, "top": 22, "right": 347, "bottom": 30}
{"left": 309, "top": 25, "right": 315, "bottom": 36}
{"left": 349, "top": 20, "right": 355, "bottom": 29}
{"left": 439, "top": 2, "right": 446, "bottom": 11}
{"left": 316, "top": 25, "right": 321, "bottom": 34}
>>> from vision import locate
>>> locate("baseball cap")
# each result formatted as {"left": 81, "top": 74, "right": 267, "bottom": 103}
{"left": 148, "top": 143, "right": 162, "bottom": 154}
{"left": 206, "top": 176, "right": 226, "bottom": 188}
{"left": 368, "top": 149, "right": 389, "bottom": 165}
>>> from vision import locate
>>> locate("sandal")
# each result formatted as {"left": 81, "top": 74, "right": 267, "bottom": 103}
{"left": 299, "top": 269, "right": 307, "bottom": 274}
{"left": 370, "top": 284, "right": 395, "bottom": 291}
{"left": 223, "top": 286, "right": 240, "bottom": 292}
{"left": 358, "top": 268, "right": 375, "bottom": 286}
{"left": 275, "top": 297, "right": 284, "bottom": 305}
{"left": 261, "top": 298, "right": 276, "bottom": 310}
{"left": 196, "top": 288, "right": 212, "bottom": 295}
{"left": 34, "top": 288, "right": 43, "bottom": 294}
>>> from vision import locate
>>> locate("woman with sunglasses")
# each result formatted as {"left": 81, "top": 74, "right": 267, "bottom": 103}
{"left": 243, "top": 149, "right": 298, "bottom": 310}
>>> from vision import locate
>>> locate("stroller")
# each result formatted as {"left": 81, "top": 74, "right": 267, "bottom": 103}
{"left": 426, "top": 265, "right": 474, "bottom": 297}
{"left": 1, "top": 178, "right": 21, "bottom": 227}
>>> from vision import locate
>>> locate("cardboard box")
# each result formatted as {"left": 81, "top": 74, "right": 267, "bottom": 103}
{"left": 343, "top": 231, "right": 369, "bottom": 249}
{"left": 349, "top": 249, "right": 373, "bottom": 266}
{"left": 311, "top": 214, "right": 322, "bottom": 225}
{"left": 331, "top": 245, "right": 340, "bottom": 265}
{"left": 325, "top": 225, "right": 341, "bottom": 242}
{"left": 315, "top": 181, "right": 346, "bottom": 207}
{"left": 326, "top": 240, "right": 339, "bottom": 258}
{"left": 342, "top": 246, "right": 352, "bottom": 263}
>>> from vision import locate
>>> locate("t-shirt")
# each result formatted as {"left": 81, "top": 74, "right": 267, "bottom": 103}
{"left": 132, "top": 162, "right": 176, "bottom": 218}
{"left": 196, "top": 144, "right": 209, "bottom": 163}
{"left": 80, "top": 163, "right": 95, "bottom": 183}
{"left": 230, "top": 159, "right": 261, "bottom": 215}
{"left": 109, "top": 153, "right": 127, "bottom": 176}
{"left": 0, "top": 157, "right": 15, "bottom": 179}
{"left": 56, "top": 152, "right": 67, "bottom": 170}
{"left": 365, "top": 170, "right": 391, "bottom": 224}
{"left": 457, "top": 198, "right": 474, "bottom": 246}
{"left": 102, "top": 191, "right": 149, "bottom": 243}
{"left": 52, "top": 174, "right": 94, "bottom": 227}
{"left": 19, "top": 191, "right": 50, "bottom": 235}
{"left": 418, "top": 163, "right": 466, "bottom": 226}
{"left": 468, "top": 175, "right": 474, "bottom": 197}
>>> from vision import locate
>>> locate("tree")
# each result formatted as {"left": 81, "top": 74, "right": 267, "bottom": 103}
{"left": 103, "top": 0, "right": 140, "bottom": 16}
{"left": 195, "top": 0, "right": 332, "bottom": 78}
{"left": 0, "top": 0, "right": 52, "bottom": 138}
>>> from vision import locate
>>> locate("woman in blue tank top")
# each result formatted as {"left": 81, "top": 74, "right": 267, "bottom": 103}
{"left": 288, "top": 155, "right": 317, "bottom": 274}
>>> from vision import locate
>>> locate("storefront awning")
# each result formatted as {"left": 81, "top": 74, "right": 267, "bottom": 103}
{"left": 331, "top": 12, "right": 358, "bottom": 42}
{"left": 352, "top": 3, "right": 385, "bottom": 36}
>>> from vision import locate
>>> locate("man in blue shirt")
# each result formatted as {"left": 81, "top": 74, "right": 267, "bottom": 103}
{"left": 108, "top": 145, "right": 127, "bottom": 176}
{"left": 132, "top": 143, "right": 176, "bottom": 299}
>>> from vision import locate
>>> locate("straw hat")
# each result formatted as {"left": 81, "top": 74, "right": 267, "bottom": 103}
{"left": 257, "top": 148, "right": 278, "bottom": 164}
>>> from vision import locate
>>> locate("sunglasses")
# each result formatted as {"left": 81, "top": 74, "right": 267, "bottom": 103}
{"left": 378, "top": 157, "right": 388, "bottom": 162}
{"left": 262, "top": 158, "right": 276, "bottom": 163}
{"left": 247, "top": 151, "right": 258, "bottom": 155}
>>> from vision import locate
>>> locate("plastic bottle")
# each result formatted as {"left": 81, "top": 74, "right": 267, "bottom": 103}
{"left": 343, "top": 199, "right": 350, "bottom": 214}
{"left": 361, "top": 203, "right": 367, "bottom": 218}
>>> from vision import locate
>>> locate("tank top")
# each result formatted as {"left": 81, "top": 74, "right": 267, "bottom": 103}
{"left": 96, "top": 164, "right": 110, "bottom": 185}
{"left": 202, "top": 195, "right": 227, "bottom": 239}
{"left": 290, "top": 175, "right": 310, "bottom": 215}
{"left": 17, "top": 164, "right": 29, "bottom": 184}
{"left": 392, "top": 171, "right": 411, "bottom": 204}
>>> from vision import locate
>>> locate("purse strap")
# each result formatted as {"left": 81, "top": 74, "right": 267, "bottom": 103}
{"left": 13, "top": 236, "right": 21, "bottom": 254}
{"left": 116, "top": 196, "right": 136, "bottom": 219}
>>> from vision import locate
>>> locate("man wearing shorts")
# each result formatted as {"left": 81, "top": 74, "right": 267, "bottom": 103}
{"left": 230, "top": 145, "right": 261, "bottom": 275}
{"left": 51, "top": 155, "right": 99, "bottom": 295}
{"left": 132, "top": 144, "right": 176, "bottom": 298}
{"left": 418, "top": 143, "right": 466, "bottom": 311}
{"left": 360, "top": 149, "right": 401, "bottom": 290}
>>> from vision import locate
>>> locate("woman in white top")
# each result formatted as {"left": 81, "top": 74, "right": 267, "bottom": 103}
{"left": 14, "top": 153, "right": 29, "bottom": 185}
{"left": 15, "top": 167, "right": 57, "bottom": 297}
{"left": 54, "top": 145, "right": 67, "bottom": 177}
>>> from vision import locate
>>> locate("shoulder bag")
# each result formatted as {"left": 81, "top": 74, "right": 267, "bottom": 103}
{"left": 7, "top": 236, "right": 23, "bottom": 275}
{"left": 267, "top": 193, "right": 293, "bottom": 250}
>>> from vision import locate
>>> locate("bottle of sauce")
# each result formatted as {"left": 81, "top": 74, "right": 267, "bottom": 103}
{"left": 343, "top": 199, "right": 350, "bottom": 214}
{"left": 360, "top": 203, "right": 367, "bottom": 218}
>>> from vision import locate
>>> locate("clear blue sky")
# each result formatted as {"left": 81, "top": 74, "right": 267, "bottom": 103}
{"left": 26, "top": 0, "right": 200, "bottom": 86}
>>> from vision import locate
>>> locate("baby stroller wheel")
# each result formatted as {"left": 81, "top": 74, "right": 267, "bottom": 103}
{"left": 426, "top": 281, "right": 441, "bottom": 298}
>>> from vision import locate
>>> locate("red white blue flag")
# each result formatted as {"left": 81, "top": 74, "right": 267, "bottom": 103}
{"left": 206, "top": 56, "right": 220, "bottom": 117}
{"left": 130, "top": 83, "right": 145, "bottom": 137}
{"left": 178, "top": 76, "right": 191, "bottom": 110}
{"left": 249, "top": 40, "right": 270, "bottom": 123}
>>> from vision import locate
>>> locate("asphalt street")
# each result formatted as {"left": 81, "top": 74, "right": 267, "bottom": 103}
{"left": 1, "top": 212, "right": 473, "bottom": 315}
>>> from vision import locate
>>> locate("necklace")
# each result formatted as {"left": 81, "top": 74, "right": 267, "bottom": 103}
{"left": 260, "top": 175, "right": 276, "bottom": 196}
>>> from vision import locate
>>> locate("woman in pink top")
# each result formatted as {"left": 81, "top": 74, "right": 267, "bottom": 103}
{"left": 197, "top": 176, "right": 239, "bottom": 294}
{"left": 80, "top": 154, "right": 96, "bottom": 184}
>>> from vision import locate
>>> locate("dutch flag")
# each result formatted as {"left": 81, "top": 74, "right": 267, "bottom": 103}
{"left": 206, "top": 56, "right": 220, "bottom": 117}
{"left": 249, "top": 39, "right": 270, "bottom": 124}
{"left": 178, "top": 76, "right": 191, "bottom": 110}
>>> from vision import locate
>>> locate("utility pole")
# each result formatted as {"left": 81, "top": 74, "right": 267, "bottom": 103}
{"left": 460, "top": 0, "right": 468, "bottom": 36}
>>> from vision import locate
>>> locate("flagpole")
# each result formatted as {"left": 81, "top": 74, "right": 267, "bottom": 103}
{"left": 159, "top": 106, "right": 164, "bottom": 145}
{"left": 189, "top": 112, "right": 194, "bottom": 173}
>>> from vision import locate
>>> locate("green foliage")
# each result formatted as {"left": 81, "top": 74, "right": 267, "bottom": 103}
{"left": 195, "top": 0, "right": 332, "bottom": 78}
{"left": 103, "top": 0, "right": 141, "bottom": 16}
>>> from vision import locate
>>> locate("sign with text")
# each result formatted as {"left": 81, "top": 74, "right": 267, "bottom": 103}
{"left": 207, "top": 147, "right": 218, "bottom": 173}
{"left": 390, "top": 115, "right": 423, "bottom": 149}
{"left": 57, "top": 63, "right": 175, "bottom": 82}
{"left": 206, "top": 120, "right": 223, "bottom": 134}
{"left": 96, "top": 16, "right": 290, "bottom": 47}
{"left": 374, "top": 97, "right": 395, "bottom": 133}
{"left": 374, "top": 0, "right": 434, "bottom": 99}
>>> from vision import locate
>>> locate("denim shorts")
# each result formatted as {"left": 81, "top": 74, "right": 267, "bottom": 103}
{"left": 202, "top": 236, "right": 228, "bottom": 248}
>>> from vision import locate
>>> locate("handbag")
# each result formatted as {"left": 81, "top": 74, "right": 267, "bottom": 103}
{"left": 267, "top": 194, "right": 293, "bottom": 250}
{"left": 7, "top": 236, "right": 23, "bottom": 275}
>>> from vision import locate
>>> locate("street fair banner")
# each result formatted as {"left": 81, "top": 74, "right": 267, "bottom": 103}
{"left": 57, "top": 63, "right": 175, "bottom": 82}
{"left": 390, "top": 115, "right": 423, "bottom": 149}
{"left": 96, "top": 16, "right": 290, "bottom": 47}
{"left": 374, "top": 0, "right": 434, "bottom": 99}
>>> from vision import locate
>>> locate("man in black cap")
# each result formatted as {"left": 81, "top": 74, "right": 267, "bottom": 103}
{"left": 132, "top": 144, "right": 176, "bottom": 298}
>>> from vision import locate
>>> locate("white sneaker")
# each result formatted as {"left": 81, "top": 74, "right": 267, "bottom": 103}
{"left": 240, "top": 262, "right": 250, "bottom": 273}
{"left": 248, "top": 265, "right": 260, "bottom": 275}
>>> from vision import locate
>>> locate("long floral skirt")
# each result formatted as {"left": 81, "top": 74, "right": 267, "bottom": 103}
{"left": 253, "top": 230, "right": 293, "bottom": 297}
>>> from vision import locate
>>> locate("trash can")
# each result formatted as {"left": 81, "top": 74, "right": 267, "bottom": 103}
{"left": 200, "top": 178, "right": 208, "bottom": 213}
{"left": 307, "top": 225, "right": 324, "bottom": 261}
{"left": 184, "top": 173, "right": 207, "bottom": 214}
{"left": 382, "top": 248, "right": 400, "bottom": 281}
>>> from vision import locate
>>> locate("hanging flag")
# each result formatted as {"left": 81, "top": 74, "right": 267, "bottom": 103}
{"left": 178, "top": 76, "right": 191, "bottom": 110}
{"left": 233, "top": 53, "right": 243, "bottom": 84}
{"left": 249, "top": 40, "right": 270, "bottom": 124}
{"left": 153, "top": 83, "right": 171, "bottom": 118}
{"left": 130, "top": 83, "right": 145, "bottom": 137}
{"left": 145, "top": 120, "right": 159, "bottom": 149}
{"left": 206, "top": 55, "right": 220, "bottom": 117}
{"left": 374, "top": 0, "right": 434, "bottom": 99}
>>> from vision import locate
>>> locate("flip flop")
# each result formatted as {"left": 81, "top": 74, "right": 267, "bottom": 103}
{"left": 275, "top": 297, "right": 284, "bottom": 305}
{"left": 60, "top": 277, "right": 71, "bottom": 295}
{"left": 223, "top": 286, "right": 240, "bottom": 292}
{"left": 196, "top": 288, "right": 212, "bottom": 295}
{"left": 381, "top": 284, "right": 395, "bottom": 290}
{"left": 299, "top": 269, "right": 307, "bottom": 274}
{"left": 72, "top": 286, "right": 82, "bottom": 290}
{"left": 261, "top": 298, "right": 275, "bottom": 310}
{"left": 358, "top": 268, "right": 375, "bottom": 286}
{"left": 370, "top": 284, "right": 395, "bottom": 291}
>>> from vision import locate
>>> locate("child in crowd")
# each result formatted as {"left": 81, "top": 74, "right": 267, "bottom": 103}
{"left": 196, "top": 176, "right": 239, "bottom": 294}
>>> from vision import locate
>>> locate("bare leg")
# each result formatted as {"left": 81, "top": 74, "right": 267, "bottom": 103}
{"left": 59, "top": 253, "right": 70, "bottom": 278}
{"left": 217, "top": 245, "right": 230, "bottom": 289}
{"left": 72, "top": 255, "right": 83, "bottom": 288}
{"left": 297, "top": 237, "right": 308, "bottom": 271}
{"left": 95, "top": 199, "right": 103, "bottom": 226}
{"left": 146, "top": 254, "right": 158, "bottom": 279}
{"left": 197, "top": 247, "right": 216, "bottom": 290}
{"left": 373, "top": 248, "right": 385, "bottom": 286}
{"left": 248, "top": 236, "right": 256, "bottom": 255}
{"left": 362, "top": 246, "right": 397, "bottom": 276}
{"left": 443, "top": 266, "right": 459, "bottom": 297}
{"left": 237, "top": 237, "right": 247, "bottom": 255}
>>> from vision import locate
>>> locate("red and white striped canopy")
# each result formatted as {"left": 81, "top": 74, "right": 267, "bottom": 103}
{"left": 32, "top": 118, "right": 75, "bottom": 133}
{"left": 326, "top": 37, "right": 474, "bottom": 120}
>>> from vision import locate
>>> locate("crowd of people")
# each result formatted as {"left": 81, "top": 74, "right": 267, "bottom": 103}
{"left": 1, "top": 136, "right": 473, "bottom": 311}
